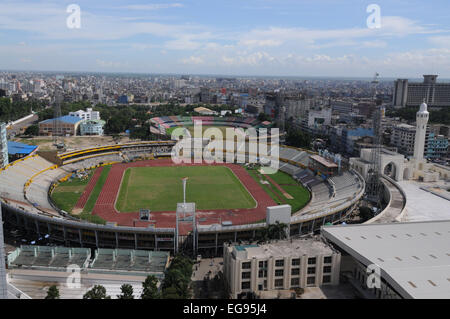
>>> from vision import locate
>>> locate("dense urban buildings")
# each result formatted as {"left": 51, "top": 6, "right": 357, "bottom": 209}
{"left": 0, "top": 70, "right": 449, "bottom": 301}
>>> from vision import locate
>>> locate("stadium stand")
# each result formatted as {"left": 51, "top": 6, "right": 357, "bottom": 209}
{"left": 8, "top": 246, "right": 90, "bottom": 270}
{"left": 90, "top": 248, "right": 170, "bottom": 275}
{"left": 0, "top": 138, "right": 372, "bottom": 255}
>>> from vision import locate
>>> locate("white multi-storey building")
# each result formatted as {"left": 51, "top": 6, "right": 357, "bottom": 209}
{"left": 69, "top": 108, "right": 100, "bottom": 121}
{"left": 391, "top": 123, "right": 430, "bottom": 158}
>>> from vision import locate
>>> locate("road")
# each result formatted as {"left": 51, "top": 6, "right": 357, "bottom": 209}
{"left": 7, "top": 114, "right": 38, "bottom": 137}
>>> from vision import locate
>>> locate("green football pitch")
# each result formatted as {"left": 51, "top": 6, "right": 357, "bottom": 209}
{"left": 115, "top": 166, "right": 256, "bottom": 212}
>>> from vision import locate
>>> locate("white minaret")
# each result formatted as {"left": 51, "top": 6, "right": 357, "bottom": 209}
{"left": 413, "top": 102, "right": 429, "bottom": 162}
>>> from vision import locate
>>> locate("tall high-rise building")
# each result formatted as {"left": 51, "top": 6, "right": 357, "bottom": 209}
{"left": 392, "top": 75, "right": 450, "bottom": 108}
{"left": 0, "top": 123, "right": 8, "bottom": 168}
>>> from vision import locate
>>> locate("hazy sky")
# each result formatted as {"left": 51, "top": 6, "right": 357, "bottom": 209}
{"left": 1, "top": 0, "right": 450, "bottom": 77}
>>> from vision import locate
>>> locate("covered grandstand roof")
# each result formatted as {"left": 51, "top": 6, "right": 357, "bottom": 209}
{"left": 322, "top": 220, "right": 450, "bottom": 299}
{"left": 7, "top": 141, "right": 37, "bottom": 155}
{"left": 310, "top": 155, "right": 338, "bottom": 168}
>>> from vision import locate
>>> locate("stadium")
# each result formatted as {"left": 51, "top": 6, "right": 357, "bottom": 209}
{"left": 0, "top": 115, "right": 391, "bottom": 257}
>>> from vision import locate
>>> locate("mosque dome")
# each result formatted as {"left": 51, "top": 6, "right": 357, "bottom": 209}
{"left": 418, "top": 102, "right": 429, "bottom": 114}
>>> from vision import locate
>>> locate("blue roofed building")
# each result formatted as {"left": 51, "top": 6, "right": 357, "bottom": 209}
{"left": 38, "top": 115, "right": 83, "bottom": 136}
{"left": 7, "top": 141, "right": 37, "bottom": 159}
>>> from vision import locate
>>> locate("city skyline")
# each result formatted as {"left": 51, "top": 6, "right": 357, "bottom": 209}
{"left": 1, "top": 0, "right": 450, "bottom": 77}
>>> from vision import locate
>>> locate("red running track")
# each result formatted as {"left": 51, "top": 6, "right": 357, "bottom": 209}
{"left": 91, "top": 159, "right": 275, "bottom": 233}
{"left": 74, "top": 167, "right": 104, "bottom": 209}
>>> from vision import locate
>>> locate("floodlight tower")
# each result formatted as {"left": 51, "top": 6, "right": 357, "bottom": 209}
{"left": 53, "top": 89, "right": 64, "bottom": 148}
{"left": 365, "top": 73, "right": 383, "bottom": 209}
{"left": 0, "top": 205, "right": 8, "bottom": 299}
{"left": 371, "top": 72, "right": 379, "bottom": 100}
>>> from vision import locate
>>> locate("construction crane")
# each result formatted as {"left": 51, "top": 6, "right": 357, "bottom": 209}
{"left": 371, "top": 72, "right": 380, "bottom": 100}
{"left": 53, "top": 88, "right": 65, "bottom": 150}
{"left": 365, "top": 72, "right": 383, "bottom": 211}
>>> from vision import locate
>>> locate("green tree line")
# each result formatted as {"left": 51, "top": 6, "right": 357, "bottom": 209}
{"left": 0, "top": 97, "right": 47, "bottom": 122}
{"left": 386, "top": 106, "right": 450, "bottom": 125}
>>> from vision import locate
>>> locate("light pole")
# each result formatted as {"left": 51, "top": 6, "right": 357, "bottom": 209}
{"left": 182, "top": 177, "right": 188, "bottom": 204}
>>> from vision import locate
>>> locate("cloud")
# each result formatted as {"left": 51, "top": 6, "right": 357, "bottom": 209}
{"left": 237, "top": 16, "right": 447, "bottom": 50}
{"left": 96, "top": 59, "right": 128, "bottom": 68}
{"left": 0, "top": 1, "right": 199, "bottom": 41}
{"left": 181, "top": 56, "right": 204, "bottom": 65}
{"left": 428, "top": 36, "right": 450, "bottom": 48}
{"left": 121, "top": 3, "right": 184, "bottom": 10}
{"left": 362, "top": 40, "right": 388, "bottom": 48}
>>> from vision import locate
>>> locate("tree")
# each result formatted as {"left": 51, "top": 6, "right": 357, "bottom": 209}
{"left": 45, "top": 285, "right": 60, "bottom": 299}
{"left": 257, "top": 112, "right": 271, "bottom": 122}
{"left": 160, "top": 255, "right": 194, "bottom": 299}
{"left": 24, "top": 124, "right": 39, "bottom": 136}
{"left": 141, "top": 275, "right": 159, "bottom": 299}
{"left": 257, "top": 221, "right": 288, "bottom": 241}
{"left": 285, "top": 127, "right": 312, "bottom": 149}
{"left": 359, "top": 206, "right": 374, "bottom": 222}
{"left": 83, "top": 285, "right": 111, "bottom": 299}
{"left": 161, "top": 286, "right": 184, "bottom": 299}
{"left": 117, "top": 284, "right": 134, "bottom": 299}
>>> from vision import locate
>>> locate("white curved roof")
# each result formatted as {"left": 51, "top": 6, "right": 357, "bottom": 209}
{"left": 322, "top": 220, "right": 450, "bottom": 299}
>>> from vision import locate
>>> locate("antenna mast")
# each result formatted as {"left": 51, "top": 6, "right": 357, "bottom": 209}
{"left": 365, "top": 72, "right": 383, "bottom": 209}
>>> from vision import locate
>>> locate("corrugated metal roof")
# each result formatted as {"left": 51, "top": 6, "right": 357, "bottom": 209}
{"left": 322, "top": 220, "right": 450, "bottom": 299}
{"left": 7, "top": 141, "right": 37, "bottom": 155}
{"left": 39, "top": 115, "right": 83, "bottom": 125}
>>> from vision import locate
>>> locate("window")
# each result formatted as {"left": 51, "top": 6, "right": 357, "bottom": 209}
{"left": 308, "top": 257, "right": 316, "bottom": 265}
{"left": 307, "top": 267, "right": 316, "bottom": 275}
{"left": 241, "top": 282, "right": 250, "bottom": 290}
{"left": 324, "top": 256, "right": 332, "bottom": 264}
{"left": 259, "top": 261, "right": 268, "bottom": 268}
{"left": 292, "top": 258, "right": 300, "bottom": 266}
{"left": 258, "top": 270, "right": 267, "bottom": 278}
{"left": 323, "top": 275, "right": 331, "bottom": 283}
{"left": 275, "top": 259, "right": 284, "bottom": 267}
{"left": 242, "top": 262, "right": 251, "bottom": 269}
{"left": 291, "top": 278, "right": 300, "bottom": 287}
{"left": 275, "top": 279, "right": 284, "bottom": 288}
{"left": 323, "top": 266, "right": 332, "bottom": 273}
{"left": 275, "top": 269, "right": 284, "bottom": 277}
{"left": 307, "top": 277, "right": 316, "bottom": 285}
{"left": 291, "top": 268, "right": 300, "bottom": 276}
{"left": 242, "top": 272, "right": 251, "bottom": 279}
